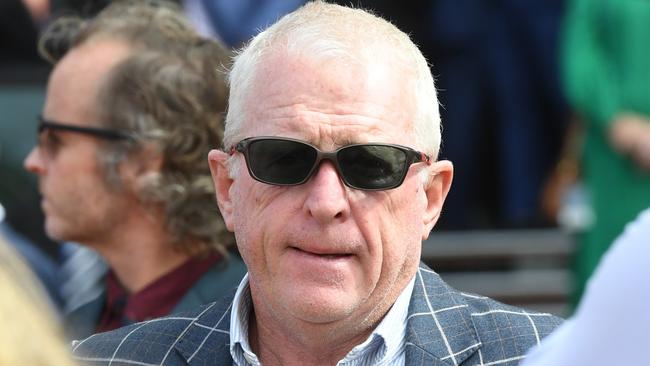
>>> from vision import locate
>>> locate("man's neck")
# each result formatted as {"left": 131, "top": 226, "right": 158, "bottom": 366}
{"left": 88, "top": 206, "right": 192, "bottom": 293}
{"left": 247, "top": 290, "right": 393, "bottom": 366}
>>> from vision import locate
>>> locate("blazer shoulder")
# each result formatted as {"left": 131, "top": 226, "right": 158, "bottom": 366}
{"left": 461, "top": 292, "right": 563, "bottom": 364}
{"left": 408, "top": 264, "right": 563, "bottom": 365}
{"left": 463, "top": 292, "right": 563, "bottom": 336}
{"left": 72, "top": 297, "right": 234, "bottom": 365}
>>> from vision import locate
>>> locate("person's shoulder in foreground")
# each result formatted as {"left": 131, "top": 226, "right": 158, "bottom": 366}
{"left": 521, "top": 207, "right": 650, "bottom": 366}
{"left": 72, "top": 263, "right": 561, "bottom": 365}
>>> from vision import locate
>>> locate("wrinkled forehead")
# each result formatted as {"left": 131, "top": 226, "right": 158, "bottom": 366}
{"left": 249, "top": 40, "right": 416, "bottom": 92}
{"left": 239, "top": 49, "right": 418, "bottom": 147}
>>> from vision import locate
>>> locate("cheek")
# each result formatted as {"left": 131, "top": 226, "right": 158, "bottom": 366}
{"left": 230, "top": 184, "right": 259, "bottom": 263}
{"left": 392, "top": 181, "right": 427, "bottom": 234}
{"left": 230, "top": 182, "right": 289, "bottom": 263}
{"left": 52, "top": 166, "right": 101, "bottom": 205}
{"left": 373, "top": 186, "right": 425, "bottom": 272}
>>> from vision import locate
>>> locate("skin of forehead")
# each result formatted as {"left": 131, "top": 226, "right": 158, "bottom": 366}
{"left": 240, "top": 48, "right": 418, "bottom": 150}
{"left": 44, "top": 39, "right": 132, "bottom": 126}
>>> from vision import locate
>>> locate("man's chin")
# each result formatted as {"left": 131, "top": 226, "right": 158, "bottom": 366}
{"left": 44, "top": 221, "right": 72, "bottom": 242}
{"left": 279, "top": 285, "right": 364, "bottom": 324}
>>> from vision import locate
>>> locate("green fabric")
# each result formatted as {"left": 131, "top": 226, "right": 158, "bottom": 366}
{"left": 563, "top": 0, "right": 650, "bottom": 302}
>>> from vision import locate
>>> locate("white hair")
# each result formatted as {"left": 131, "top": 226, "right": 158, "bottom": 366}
{"left": 225, "top": 1, "right": 441, "bottom": 159}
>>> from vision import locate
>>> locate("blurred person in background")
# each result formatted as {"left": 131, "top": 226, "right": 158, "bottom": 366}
{"left": 184, "top": 0, "right": 305, "bottom": 47}
{"left": 47, "top": 0, "right": 305, "bottom": 48}
{"left": 427, "top": 0, "right": 569, "bottom": 229}
{"left": 0, "top": 231, "right": 75, "bottom": 366}
{"left": 23, "top": 0, "right": 246, "bottom": 340}
{"left": 1, "top": 0, "right": 50, "bottom": 65}
{"left": 325, "top": 0, "right": 569, "bottom": 230}
{"left": 563, "top": 0, "right": 650, "bottom": 303}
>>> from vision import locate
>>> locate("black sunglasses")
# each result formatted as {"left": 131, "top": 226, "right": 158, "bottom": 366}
{"left": 37, "top": 115, "right": 131, "bottom": 140}
{"left": 229, "top": 137, "right": 432, "bottom": 191}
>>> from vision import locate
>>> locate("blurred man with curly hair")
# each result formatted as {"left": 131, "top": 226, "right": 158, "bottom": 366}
{"left": 24, "top": 0, "right": 246, "bottom": 339}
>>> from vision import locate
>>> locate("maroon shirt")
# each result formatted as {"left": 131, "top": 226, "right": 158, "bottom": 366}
{"left": 96, "top": 254, "right": 221, "bottom": 332}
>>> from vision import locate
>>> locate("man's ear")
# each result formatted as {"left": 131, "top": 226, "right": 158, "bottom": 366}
{"left": 421, "top": 160, "right": 453, "bottom": 240}
{"left": 208, "top": 149, "right": 235, "bottom": 231}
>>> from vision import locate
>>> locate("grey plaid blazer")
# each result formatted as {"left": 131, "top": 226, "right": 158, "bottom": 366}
{"left": 72, "top": 263, "right": 562, "bottom": 365}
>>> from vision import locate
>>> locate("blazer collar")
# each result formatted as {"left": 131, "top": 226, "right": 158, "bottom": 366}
{"left": 405, "top": 263, "right": 481, "bottom": 365}
{"left": 174, "top": 263, "right": 481, "bottom": 366}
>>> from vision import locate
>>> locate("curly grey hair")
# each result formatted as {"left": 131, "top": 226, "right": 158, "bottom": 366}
{"left": 38, "top": 0, "right": 233, "bottom": 255}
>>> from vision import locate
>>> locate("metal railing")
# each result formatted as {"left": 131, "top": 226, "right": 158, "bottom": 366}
{"left": 422, "top": 229, "right": 575, "bottom": 316}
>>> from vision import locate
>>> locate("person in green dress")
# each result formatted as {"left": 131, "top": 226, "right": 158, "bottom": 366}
{"left": 563, "top": 0, "right": 650, "bottom": 302}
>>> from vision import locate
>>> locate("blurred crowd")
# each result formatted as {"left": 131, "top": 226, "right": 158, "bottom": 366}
{"left": 1, "top": 0, "right": 649, "bottom": 364}
{"left": 1, "top": 0, "right": 573, "bottom": 236}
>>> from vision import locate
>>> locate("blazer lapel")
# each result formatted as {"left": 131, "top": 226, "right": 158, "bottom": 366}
{"left": 64, "top": 292, "right": 106, "bottom": 340}
{"left": 174, "top": 293, "right": 235, "bottom": 366}
{"left": 405, "top": 263, "right": 481, "bottom": 366}
{"left": 173, "top": 264, "right": 482, "bottom": 366}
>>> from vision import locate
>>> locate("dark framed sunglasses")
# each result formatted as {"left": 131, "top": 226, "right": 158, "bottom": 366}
{"left": 229, "top": 137, "right": 432, "bottom": 191}
{"left": 37, "top": 115, "right": 131, "bottom": 140}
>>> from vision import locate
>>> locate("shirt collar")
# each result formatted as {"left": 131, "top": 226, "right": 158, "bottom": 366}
{"left": 229, "top": 274, "right": 416, "bottom": 366}
{"left": 229, "top": 273, "right": 261, "bottom": 366}
{"left": 339, "top": 276, "right": 415, "bottom": 365}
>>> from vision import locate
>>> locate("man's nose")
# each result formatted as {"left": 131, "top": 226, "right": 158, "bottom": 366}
{"left": 303, "top": 161, "right": 350, "bottom": 223}
{"left": 24, "top": 147, "right": 46, "bottom": 175}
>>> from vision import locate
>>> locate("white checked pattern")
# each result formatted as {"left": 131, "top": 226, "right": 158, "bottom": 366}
{"left": 72, "top": 263, "right": 562, "bottom": 365}
{"left": 400, "top": 266, "right": 560, "bottom": 366}
{"left": 72, "top": 301, "right": 232, "bottom": 366}
{"left": 416, "top": 267, "right": 458, "bottom": 365}
{"left": 73, "top": 309, "right": 214, "bottom": 366}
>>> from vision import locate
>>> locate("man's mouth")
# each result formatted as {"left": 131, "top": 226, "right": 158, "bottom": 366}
{"left": 290, "top": 247, "right": 353, "bottom": 260}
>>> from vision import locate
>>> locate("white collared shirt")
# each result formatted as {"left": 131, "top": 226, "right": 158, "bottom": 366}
{"left": 229, "top": 273, "right": 416, "bottom": 366}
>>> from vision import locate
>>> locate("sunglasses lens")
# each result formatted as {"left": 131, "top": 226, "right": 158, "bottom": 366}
{"left": 240, "top": 138, "right": 419, "bottom": 190}
{"left": 247, "top": 139, "right": 317, "bottom": 184}
{"left": 338, "top": 145, "right": 408, "bottom": 189}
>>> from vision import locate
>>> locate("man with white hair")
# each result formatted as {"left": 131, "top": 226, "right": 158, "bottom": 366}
{"left": 72, "top": 2, "right": 561, "bottom": 365}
